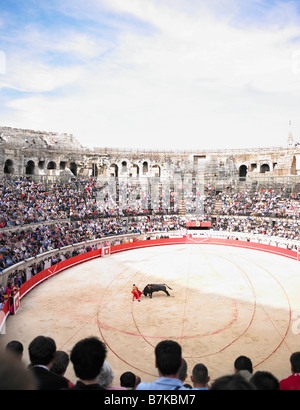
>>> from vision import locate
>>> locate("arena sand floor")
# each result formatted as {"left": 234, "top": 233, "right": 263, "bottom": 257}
{"left": 1, "top": 243, "right": 300, "bottom": 387}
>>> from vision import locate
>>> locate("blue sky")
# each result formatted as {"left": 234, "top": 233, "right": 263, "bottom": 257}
{"left": 0, "top": 0, "right": 300, "bottom": 150}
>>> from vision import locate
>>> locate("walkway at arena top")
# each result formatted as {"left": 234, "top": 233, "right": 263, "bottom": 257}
{"left": 0, "top": 233, "right": 299, "bottom": 334}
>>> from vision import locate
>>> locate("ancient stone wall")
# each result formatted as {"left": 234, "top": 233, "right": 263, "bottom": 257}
{"left": 1, "top": 126, "right": 300, "bottom": 187}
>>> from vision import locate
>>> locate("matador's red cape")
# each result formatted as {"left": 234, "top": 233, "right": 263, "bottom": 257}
{"left": 131, "top": 286, "right": 142, "bottom": 299}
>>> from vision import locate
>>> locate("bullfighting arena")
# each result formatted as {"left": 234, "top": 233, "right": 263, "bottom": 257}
{"left": 1, "top": 242, "right": 300, "bottom": 386}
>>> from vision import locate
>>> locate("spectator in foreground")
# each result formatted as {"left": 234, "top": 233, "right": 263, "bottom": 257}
{"left": 191, "top": 363, "right": 210, "bottom": 390}
{"left": 250, "top": 371, "right": 280, "bottom": 390}
{"left": 120, "top": 371, "right": 137, "bottom": 389}
{"left": 233, "top": 355, "right": 253, "bottom": 382}
{"left": 69, "top": 336, "right": 107, "bottom": 390}
{"left": 178, "top": 358, "right": 191, "bottom": 388}
{"left": 136, "top": 340, "right": 189, "bottom": 390}
{"left": 280, "top": 352, "right": 300, "bottom": 390}
{"left": 210, "top": 374, "right": 256, "bottom": 390}
{"left": 51, "top": 350, "right": 74, "bottom": 388}
{"left": 0, "top": 351, "right": 36, "bottom": 390}
{"left": 28, "top": 335, "right": 69, "bottom": 390}
{"left": 5, "top": 340, "right": 24, "bottom": 361}
{"left": 97, "top": 360, "right": 126, "bottom": 390}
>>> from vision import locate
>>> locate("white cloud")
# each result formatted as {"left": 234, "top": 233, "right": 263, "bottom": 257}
{"left": 2, "top": 0, "right": 300, "bottom": 149}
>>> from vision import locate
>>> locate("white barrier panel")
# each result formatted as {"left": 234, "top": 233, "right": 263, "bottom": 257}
{"left": 13, "top": 291, "right": 20, "bottom": 315}
{"left": 101, "top": 243, "right": 111, "bottom": 257}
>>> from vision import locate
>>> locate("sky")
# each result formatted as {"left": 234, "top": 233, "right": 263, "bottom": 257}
{"left": 0, "top": 0, "right": 300, "bottom": 151}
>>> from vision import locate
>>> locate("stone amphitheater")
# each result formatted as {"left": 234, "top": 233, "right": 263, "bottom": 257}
{"left": 1, "top": 125, "right": 300, "bottom": 196}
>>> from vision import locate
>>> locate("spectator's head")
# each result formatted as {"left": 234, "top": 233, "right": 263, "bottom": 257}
{"left": 28, "top": 336, "right": 56, "bottom": 368}
{"left": 70, "top": 337, "right": 107, "bottom": 382}
{"left": 0, "top": 352, "right": 36, "bottom": 390}
{"left": 97, "top": 360, "right": 114, "bottom": 388}
{"left": 51, "top": 351, "right": 70, "bottom": 376}
{"left": 154, "top": 340, "right": 182, "bottom": 377}
{"left": 191, "top": 363, "right": 210, "bottom": 387}
{"left": 211, "top": 374, "right": 256, "bottom": 390}
{"left": 250, "top": 371, "right": 280, "bottom": 390}
{"left": 120, "top": 371, "right": 136, "bottom": 389}
{"left": 178, "top": 358, "right": 188, "bottom": 382}
{"left": 5, "top": 340, "right": 24, "bottom": 360}
{"left": 234, "top": 355, "right": 253, "bottom": 374}
{"left": 290, "top": 352, "right": 300, "bottom": 373}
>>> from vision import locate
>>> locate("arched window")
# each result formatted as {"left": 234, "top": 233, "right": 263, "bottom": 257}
{"left": 70, "top": 162, "right": 77, "bottom": 176}
{"left": 92, "top": 163, "right": 98, "bottom": 177}
{"left": 38, "top": 160, "right": 45, "bottom": 170}
{"left": 143, "top": 161, "right": 148, "bottom": 174}
{"left": 110, "top": 164, "right": 118, "bottom": 177}
{"left": 239, "top": 165, "right": 247, "bottom": 178}
{"left": 151, "top": 165, "right": 161, "bottom": 177}
{"left": 260, "top": 164, "right": 270, "bottom": 173}
{"left": 122, "top": 161, "right": 127, "bottom": 173}
{"left": 132, "top": 164, "right": 139, "bottom": 177}
{"left": 4, "top": 159, "right": 14, "bottom": 174}
{"left": 26, "top": 160, "right": 35, "bottom": 175}
{"left": 47, "top": 161, "right": 56, "bottom": 170}
{"left": 60, "top": 161, "right": 66, "bottom": 170}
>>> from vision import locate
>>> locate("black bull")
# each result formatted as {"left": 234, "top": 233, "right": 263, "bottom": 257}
{"left": 142, "top": 284, "right": 172, "bottom": 298}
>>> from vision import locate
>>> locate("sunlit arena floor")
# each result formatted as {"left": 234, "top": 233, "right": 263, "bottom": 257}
{"left": 1, "top": 243, "right": 300, "bottom": 387}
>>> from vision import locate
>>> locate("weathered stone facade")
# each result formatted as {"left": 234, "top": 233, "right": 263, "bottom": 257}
{"left": 1, "top": 126, "right": 300, "bottom": 188}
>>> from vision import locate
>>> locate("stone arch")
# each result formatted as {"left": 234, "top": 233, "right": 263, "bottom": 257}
{"left": 260, "top": 163, "right": 270, "bottom": 173}
{"left": 151, "top": 164, "right": 161, "bottom": 177}
{"left": 47, "top": 161, "right": 57, "bottom": 170}
{"left": 142, "top": 161, "right": 148, "bottom": 175}
{"left": 291, "top": 156, "right": 296, "bottom": 175}
{"left": 121, "top": 160, "right": 128, "bottom": 174}
{"left": 60, "top": 161, "right": 67, "bottom": 170}
{"left": 26, "top": 160, "right": 35, "bottom": 175}
{"left": 239, "top": 165, "right": 247, "bottom": 178}
{"left": 4, "top": 159, "right": 14, "bottom": 174}
{"left": 38, "top": 160, "right": 45, "bottom": 170}
{"left": 110, "top": 164, "right": 118, "bottom": 177}
{"left": 92, "top": 163, "right": 98, "bottom": 177}
{"left": 70, "top": 162, "right": 78, "bottom": 176}
{"left": 131, "top": 164, "right": 139, "bottom": 177}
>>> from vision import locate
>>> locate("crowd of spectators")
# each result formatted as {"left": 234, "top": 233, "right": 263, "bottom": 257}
{"left": 0, "top": 177, "right": 299, "bottom": 278}
{"left": 218, "top": 189, "right": 300, "bottom": 218}
{"left": 1, "top": 336, "right": 300, "bottom": 390}
{"left": 1, "top": 177, "right": 299, "bottom": 227}
{"left": 1, "top": 176, "right": 300, "bottom": 391}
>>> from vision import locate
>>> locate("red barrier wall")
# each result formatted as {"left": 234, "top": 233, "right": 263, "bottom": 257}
{"left": 0, "top": 237, "right": 297, "bottom": 332}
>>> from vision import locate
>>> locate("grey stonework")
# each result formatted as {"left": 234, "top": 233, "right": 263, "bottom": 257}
{"left": 1, "top": 126, "right": 300, "bottom": 190}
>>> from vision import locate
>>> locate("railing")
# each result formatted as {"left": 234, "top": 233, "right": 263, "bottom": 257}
{"left": 1, "top": 229, "right": 299, "bottom": 287}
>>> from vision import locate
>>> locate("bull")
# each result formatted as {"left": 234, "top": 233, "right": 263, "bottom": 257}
{"left": 142, "top": 284, "right": 172, "bottom": 298}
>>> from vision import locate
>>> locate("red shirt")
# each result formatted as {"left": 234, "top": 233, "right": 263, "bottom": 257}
{"left": 280, "top": 373, "right": 300, "bottom": 390}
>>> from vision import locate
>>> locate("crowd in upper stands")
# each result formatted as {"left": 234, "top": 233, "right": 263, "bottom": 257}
{"left": 0, "top": 176, "right": 299, "bottom": 277}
